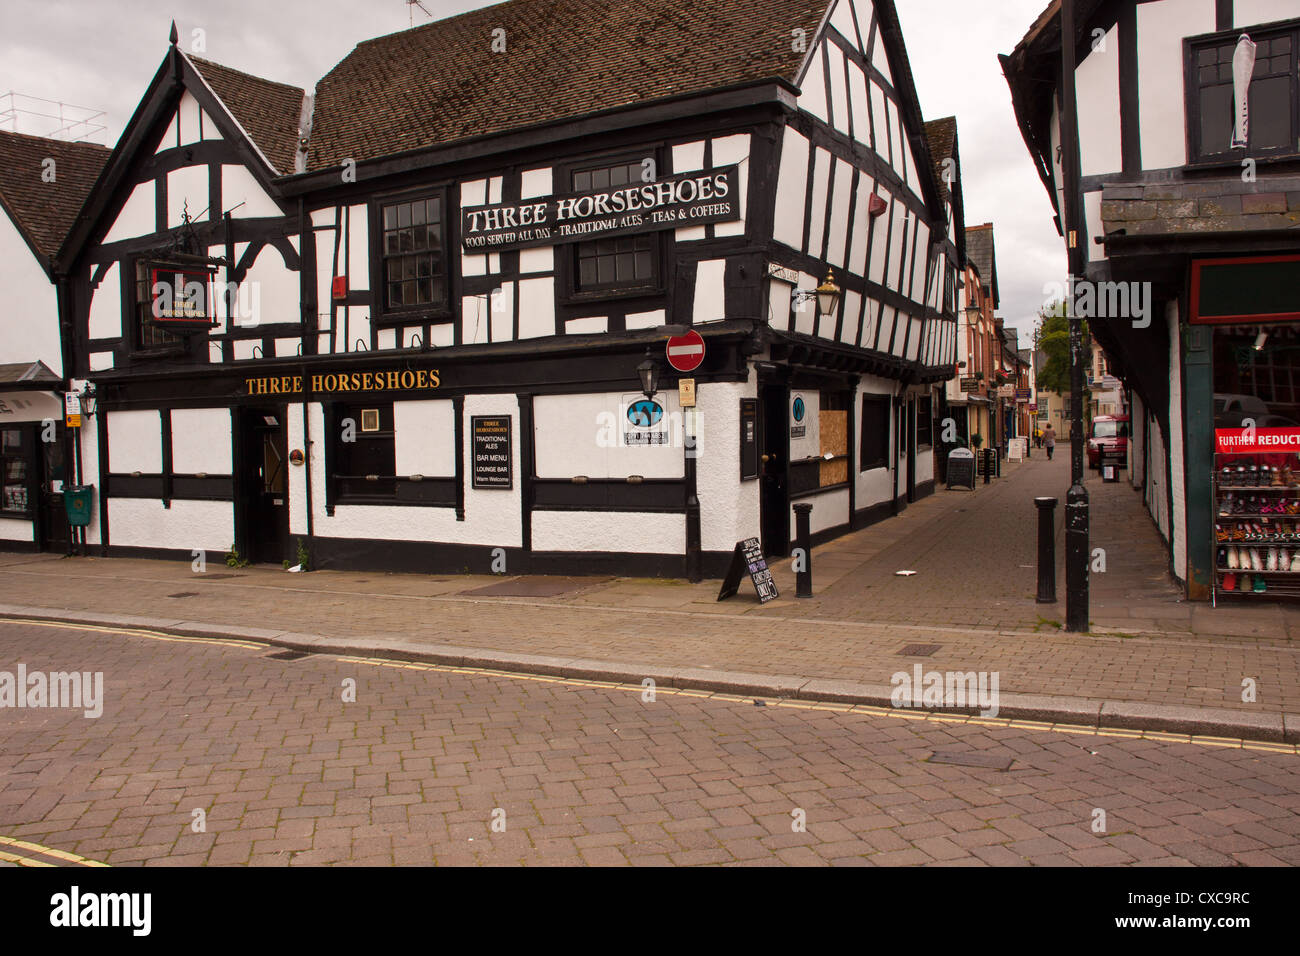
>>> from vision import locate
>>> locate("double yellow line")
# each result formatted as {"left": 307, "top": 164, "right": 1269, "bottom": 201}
{"left": 0, "top": 834, "right": 107, "bottom": 868}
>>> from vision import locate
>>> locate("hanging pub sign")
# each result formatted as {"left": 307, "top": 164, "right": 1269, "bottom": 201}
{"left": 461, "top": 165, "right": 741, "bottom": 252}
{"left": 148, "top": 262, "right": 216, "bottom": 329}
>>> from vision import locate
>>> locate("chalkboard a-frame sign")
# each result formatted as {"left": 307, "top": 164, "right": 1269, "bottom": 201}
{"left": 717, "top": 537, "right": 780, "bottom": 603}
{"left": 946, "top": 448, "right": 975, "bottom": 491}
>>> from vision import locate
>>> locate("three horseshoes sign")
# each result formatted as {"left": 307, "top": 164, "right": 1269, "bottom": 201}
{"left": 666, "top": 330, "right": 706, "bottom": 373}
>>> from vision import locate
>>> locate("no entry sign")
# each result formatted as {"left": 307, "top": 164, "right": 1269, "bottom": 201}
{"left": 666, "top": 330, "right": 705, "bottom": 372}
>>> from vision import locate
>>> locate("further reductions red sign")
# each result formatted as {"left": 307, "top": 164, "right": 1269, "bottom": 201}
{"left": 1215, "top": 427, "right": 1300, "bottom": 455}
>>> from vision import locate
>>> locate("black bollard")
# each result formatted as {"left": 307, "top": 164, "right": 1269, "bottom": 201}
{"left": 1035, "top": 497, "right": 1058, "bottom": 603}
{"left": 793, "top": 503, "right": 813, "bottom": 598}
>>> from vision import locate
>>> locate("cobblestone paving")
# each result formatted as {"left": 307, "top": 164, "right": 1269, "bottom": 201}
{"left": 1, "top": 621, "right": 1298, "bottom": 866}
{"left": 2, "top": 455, "right": 1297, "bottom": 715}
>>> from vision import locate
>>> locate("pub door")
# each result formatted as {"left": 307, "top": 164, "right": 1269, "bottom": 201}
{"left": 38, "top": 426, "right": 68, "bottom": 552}
{"left": 758, "top": 383, "right": 790, "bottom": 557}
{"left": 235, "top": 407, "right": 289, "bottom": 564}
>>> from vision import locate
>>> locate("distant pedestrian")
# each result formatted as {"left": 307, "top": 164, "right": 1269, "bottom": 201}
{"left": 1043, "top": 424, "right": 1056, "bottom": 460}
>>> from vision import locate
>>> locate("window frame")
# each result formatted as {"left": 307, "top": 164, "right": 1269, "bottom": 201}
{"left": 556, "top": 149, "right": 668, "bottom": 306}
{"left": 1, "top": 426, "right": 34, "bottom": 518}
{"left": 370, "top": 185, "right": 453, "bottom": 326}
{"left": 859, "top": 393, "right": 891, "bottom": 472}
{"left": 130, "top": 259, "right": 186, "bottom": 357}
{"left": 1184, "top": 18, "right": 1300, "bottom": 166}
{"left": 331, "top": 401, "right": 398, "bottom": 503}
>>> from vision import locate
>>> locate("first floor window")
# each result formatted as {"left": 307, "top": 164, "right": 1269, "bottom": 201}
{"left": 1190, "top": 23, "right": 1298, "bottom": 161}
{"left": 381, "top": 195, "right": 447, "bottom": 313}
{"left": 860, "top": 394, "right": 891, "bottom": 471}
{"left": 1, "top": 428, "right": 30, "bottom": 515}
{"left": 333, "top": 402, "right": 396, "bottom": 499}
{"left": 570, "top": 159, "right": 659, "bottom": 295}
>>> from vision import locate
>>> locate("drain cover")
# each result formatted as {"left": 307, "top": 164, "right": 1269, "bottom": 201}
{"left": 929, "top": 751, "right": 1014, "bottom": 771}
{"left": 898, "top": 643, "right": 942, "bottom": 657}
{"left": 194, "top": 574, "right": 239, "bottom": 581}
{"left": 167, "top": 592, "right": 199, "bottom": 599}
{"left": 264, "top": 649, "right": 314, "bottom": 661}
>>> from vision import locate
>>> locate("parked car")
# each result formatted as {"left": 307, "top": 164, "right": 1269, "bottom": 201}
{"left": 1087, "top": 414, "right": 1129, "bottom": 470}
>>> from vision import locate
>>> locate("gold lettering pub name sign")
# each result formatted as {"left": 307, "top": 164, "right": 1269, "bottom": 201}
{"left": 244, "top": 368, "right": 441, "bottom": 397}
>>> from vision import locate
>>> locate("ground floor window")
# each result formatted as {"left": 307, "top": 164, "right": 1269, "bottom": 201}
{"left": 332, "top": 402, "right": 396, "bottom": 500}
{"left": 860, "top": 394, "right": 890, "bottom": 471}
{"left": 1, "top": 427, "right": 30, "bottom": 515}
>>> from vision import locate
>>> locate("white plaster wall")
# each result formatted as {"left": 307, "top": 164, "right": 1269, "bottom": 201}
{"left": 87, "top": 262, "right": 121, "bottom": 342}
{"left": 625, "top": 309, "right": 666, "bottom": 331}
{"left": 793, "top": 271, "right": 817, "bottom": 335}
{"left": 807, "top": 148, "right": 831, "bottom": 256}
{"left": 167, "top": 164, "right": 208, "bottom": 226}
{"left": 518, "top": 276, "right": 555, "bottom": 339}
{"left": 103, "top": 180, "right": 155, "bottom": 244}
{"left": 78, "top": 419, "right": 102, "bottom": 545}
{"left": 308, "top": 396, "right": 521, "bottom": 547}
{"left": 830, "top": 0, "right": 859, "bottom": 52}
{"left": 221, "top": 164, "right": 281, "bottom": 219}
{"left": 693, "top": 259, "right": 726, "bottom": 324}
{"left": 1148, "top": 415, "right": 1170, "bottom": 540}
{"left": 840, "top": 290, "right": 862, "bottom": 347}
{"left": 0, "top": 207, "right": 60, "bottom": 374}
{"left": 697, "top": 380, "right": 760, "bottom": 553}
{"left": 532, "top": 510, "right": 685, "bottom": 555}
{"left": 178, "top": 91, "right": 203, "bottom": 146}
{"left": 1085, "top": 190, "right": 1106, "bottom": 262}
{"left": 171, "top": 408, "right": 232, "bottom": 474}
{"left": 566, "top": 316, "right": 607, "bottom": 334}
{"left": 712, "top": 133, "right": 750, "bottom": 238}
{"left": 773, "top": 127, "right": 810, "bottom": 250}
{"left": 868, "top": 188, "right": 892, "bottom": 285}
{"left": 799, "top": 44, "right": 831, "bottom": 125}
{"left": 790, "top": 487, "right": 850, "bottom": 538}
{"left": 847, "top": 175, "right": 872, "bottom": 276}
{"left": 0, "top": 517, "right": 34, "bottom": 544}
{"left": 672, "top": 140, "right": 708, "bottom": 242}
{"left": 394, "top": 399, "right": 455, "bottom": 477}
{"left": 241, "top": 241, "right": 300, "bottom": 327}
{"left": 768, "top": 279, "right": 792, "bottom": 332}
{"left": 848, "top": 61, "right": 871, "bottom": 148}
{"left": 108, "top": 499, "right": 233, "bottom": 552}
{"left": 346, "top": 203, "right": 368, "bottom": 290}
{"left": 825, "top": 159, "right": 853, "bottom": 269}
{"left": 1168, "top": 300, "right": 1186, "bottom": 581}
{"left": 826, "top": 41, "right": 851, "bottom": 136}
{"left": 287, "top": 402, "right": 308, "bottom": 536}
{"left": 107, "top": 410, "right": 161, "bottom": 473}
{"left": 1236, "top": 0, "right": 1298, "bottom": 27}
{"left": 490, "top": 280, "right": 514, "bottom": 342}
{"left": 1076, "top": 26, "right": 1122, "bottom": 177}
{"left": 534, "top": 392, "right": 685, "bottom": 480}
{"left": 1137, "top": 0, "right": 1216, "bottom": 170}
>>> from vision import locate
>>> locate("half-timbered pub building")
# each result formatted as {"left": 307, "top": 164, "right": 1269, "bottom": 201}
{"left": 48, "top": 0, "right": 959, "bottom": 578}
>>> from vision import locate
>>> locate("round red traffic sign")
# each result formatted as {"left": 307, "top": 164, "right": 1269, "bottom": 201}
{"left": 665, "top": 329, "right": 706, "bottom": 373}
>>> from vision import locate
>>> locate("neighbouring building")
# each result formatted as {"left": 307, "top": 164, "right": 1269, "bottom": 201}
{"left": 41, "top": 0, "right": 959, "bottom": 578}
{"left": 0, "top": 130, "right": 108, "bottom": 552}
{"left": 1004, "top": 0, "right": 1300, "bottom": 600}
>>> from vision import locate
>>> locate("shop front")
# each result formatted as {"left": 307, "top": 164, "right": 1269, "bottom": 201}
{"left": 1196, "top": 254, "right": 1300, "bottom": 602}
{"left": 0, "top": 378, "right": 68, "bottom": 553}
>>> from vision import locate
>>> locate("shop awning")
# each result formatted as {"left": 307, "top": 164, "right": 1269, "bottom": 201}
{"left": 0, "top": 390, "right": 61, "bottom": 423}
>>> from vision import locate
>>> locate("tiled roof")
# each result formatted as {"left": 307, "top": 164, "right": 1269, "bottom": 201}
{"left": 965, "top": 224, "right": 996, "bottom": 291}
{"left": 0, "top": 130, "right": 109, "bottom": 262}
{"left": 0, "top": 360, "right": 60, "bottom": 385}
{"left": 308, "top": 0, "right": 827, "bottom": 170}
{"left": 188, "top": 55, "right": 305, "bottom": 174}
{"left": 923, "top": 116, "right": 956, "bottom": 203}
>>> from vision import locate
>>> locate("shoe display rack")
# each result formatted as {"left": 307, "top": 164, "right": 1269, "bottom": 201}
{"left": 1213, "top": 450, "right": 1300, "bottom": 604}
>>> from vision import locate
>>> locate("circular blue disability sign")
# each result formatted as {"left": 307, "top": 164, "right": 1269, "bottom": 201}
{"left": 627, "top": 400, "right": 663, "bottom": 428}
{"left": 792, "top": 397, "right": 805, "bottom": 422}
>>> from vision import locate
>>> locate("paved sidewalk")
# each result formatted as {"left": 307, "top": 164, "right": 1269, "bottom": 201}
{"left": 1, "top": 452, "right": 1297, "bottom": 738}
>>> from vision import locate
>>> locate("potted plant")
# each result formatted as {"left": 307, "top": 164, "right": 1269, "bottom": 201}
{"left": 974, "top": 372, "right": 985, "bottom": 381}
{"left": 970, "top": 433, "right": 984, "bottom": 448}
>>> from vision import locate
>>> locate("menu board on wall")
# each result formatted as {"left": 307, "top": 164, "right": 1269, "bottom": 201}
{"left": 471, "top": 416, "right": 513, "bottom": 489}
{"left": 740, "top": 398, "right": 759, "bottom": 481}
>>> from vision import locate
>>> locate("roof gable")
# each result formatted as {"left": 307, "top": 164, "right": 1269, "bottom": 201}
{"left": 0, "top": 131, "right": 108, "bottom": 266}
{"left": 308, "top": 0, "right": 827, "bottom": 170}
{"left": 187, "top": 55, "right": 305, "bottom": 175}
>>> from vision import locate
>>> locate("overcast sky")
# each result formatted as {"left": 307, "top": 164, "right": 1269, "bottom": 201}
{"left": 0, "top": 0, "right": 1063, "bottom": 340}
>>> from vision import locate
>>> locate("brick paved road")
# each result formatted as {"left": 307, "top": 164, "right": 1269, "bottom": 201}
{"left": 2, "top": 620, "right": 1297, "bottom": 866}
